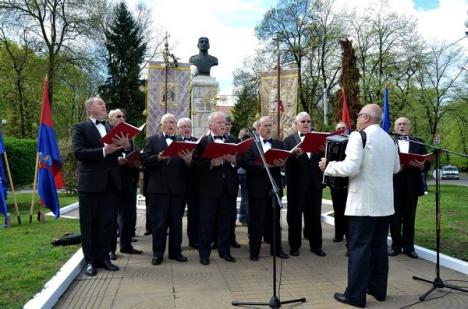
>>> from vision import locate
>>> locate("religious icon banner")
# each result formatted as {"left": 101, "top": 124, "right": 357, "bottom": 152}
{"left": 146, "top": 61, "right": 191, "bottom": 136}
{"left": 260, "top": 68, "right": 299, "bottom": 139}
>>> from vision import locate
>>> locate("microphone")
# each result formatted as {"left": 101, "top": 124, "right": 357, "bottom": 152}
{"left": 250, "top": 127, "right": 257, "bottom": 133}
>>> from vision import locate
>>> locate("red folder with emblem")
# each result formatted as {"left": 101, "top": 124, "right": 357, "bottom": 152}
{"left": 261, "top": 149, "right": 291, "bottom": 165}
{"left": 202, "top": 138, "right": 254, "bottom": 158}
{"left": 300, "top": 129, "right": 345, "bottom": 153}
{"left": 399, "top": 152, "right": 434, "bottom": 168}
{"left": 100, "top": 122, "right": 142, "bottom": 144}
{"left": 161, "top": 141, "right": 198, "bottom": 157}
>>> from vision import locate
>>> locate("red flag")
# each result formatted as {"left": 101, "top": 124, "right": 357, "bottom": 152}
{"left": 341, "top": 89, "right": 351, "bottom": 129}
{"left": 37, "top": 77, "right": 63, "bottom": 218}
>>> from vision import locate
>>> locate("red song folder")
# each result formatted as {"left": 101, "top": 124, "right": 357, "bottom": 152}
{"left": 160, "top": 141, "right": 197, "bottom": 157}
{"left": 100, "top": 122, "right": 141, "bottom": 144}
{"left": 202, "top": 138, "right": 254, "bottom": 158}
{"left": 399, "top": 152, "right": 434, "bottom": 168}
{"left": 300, "top": 129, "right": 345, "bottom": 153}
{"left": 261, "top": 149, "right": 291, "bottom": 165}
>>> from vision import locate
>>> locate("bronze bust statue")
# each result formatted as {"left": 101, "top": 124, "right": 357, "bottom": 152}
{"left": 189, "top": 37, "right": 218, "bottom": 76}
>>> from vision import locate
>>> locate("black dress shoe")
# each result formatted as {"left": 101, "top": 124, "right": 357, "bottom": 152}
{"left": 169, "top": 254, "right": 188, "bottom": 262}
{"left": 334, "top": 293, "right": 365, "bottom": 308}
{"left": 311, "top": 248, "right": 326, "bottom": 257}
{"left": 131, "top": 237, "right": 138, "bottom": 242}
{"left": 250, "top": 255, "right": 259, "bottom": 261}
{"left": 231, "top": 240, "right": 241, "bottom": 248}
{"left": 389, "top": 249, "right": 401, "bottom": 256}
{"left": 220, "top": 254, "right": 236, "bottom": 262}
{"left": 271, "top": 251, "right": 289, "bottom": 259}
{"left": 211, "top": 242, "right": 218, "bottom": 249}
{"left": 367, "top": 290, "right": 386, "bottom": 301}
{"left": 403, "top": 250, "right": 418, "bottom": 258}
{"left": 151, "top": 257, "right": 163, "bottom": 265}
{"left": 290, "top": 249, "right": 299, "bottom": 256}
{"left": 121, "top": 247, "right": 143, "bottom": 254}
{"left": 101, "top": 260, "right": 119, "bottom": 271}
{"left": 200, "top": 258, "right": 210, "bottom": 265}
{"left": 109, "top": 252, "right": 117, "bottom": 260}
{"left": 85, "top": 263, "right": 97, "bottom": 276}
{"left": 333, "top": 237, "right": 344, "bottom": 242}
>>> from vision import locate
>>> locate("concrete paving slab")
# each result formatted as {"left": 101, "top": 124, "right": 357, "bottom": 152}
{"left": 54, "top": 205, "right": 468, "bottom": 309}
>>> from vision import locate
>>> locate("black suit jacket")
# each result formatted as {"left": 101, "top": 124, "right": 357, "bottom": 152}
{"left": 241, "top": 139, "right": 284, "bottom": 199}
{"left": 142, "top": 133, "right": 188, "bottom": 195}
{"left": 192, "top": 135, "right": 239, "bottom": 198}
{"left": 284, "top": 133, "right": 324, "bottom": 191}
{"left": 394, "top": 136, "right": 428, "bottom": 196}
{"left": 73, "top": 119, "right": 122, "bottom": 192}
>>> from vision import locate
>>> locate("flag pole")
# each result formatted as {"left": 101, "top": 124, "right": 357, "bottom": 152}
{"left": 29, "top": 152, "right": 39, "bottom": 223}
{"left": 2, "top": 152, "right": 21, "bottom": 224}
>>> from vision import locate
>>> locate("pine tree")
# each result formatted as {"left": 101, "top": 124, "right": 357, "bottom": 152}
{"left": 231, "top": 86, "right": 259, "bottom": 136}
{"left": 100, "top": 1, "right": 147, "bottom": 123}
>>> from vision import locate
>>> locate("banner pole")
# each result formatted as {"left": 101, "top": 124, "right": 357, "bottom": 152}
{"left": 3, "top": 152, "right": 21, "bottom": 224}
{"left": 29, "top": 152, "right": 39, "bottom": 223}
{"left": 276, "top": 35, "right": 281, "bottom": 139}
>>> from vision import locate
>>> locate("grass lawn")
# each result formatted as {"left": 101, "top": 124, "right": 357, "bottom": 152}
{"left": 0, "top": 192, "right": 79, "bottom": 309}
{"left": 323, "top": 184, "right": 467, "bottom": 261}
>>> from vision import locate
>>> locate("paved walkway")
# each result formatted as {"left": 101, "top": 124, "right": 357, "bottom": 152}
{"left": 55, "top": 204, "right": 467, "bottom": 309}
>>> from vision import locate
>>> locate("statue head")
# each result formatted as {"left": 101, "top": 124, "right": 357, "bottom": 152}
{"left": 197, "top": 37, "right": 210, "bottom": 52}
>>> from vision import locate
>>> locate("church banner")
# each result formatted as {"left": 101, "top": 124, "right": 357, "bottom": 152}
{"left": 146, "top": 61, "right": 191, "bottom": 136}
{"left": 260, "top": 68, "right": 299, "bottom": 139}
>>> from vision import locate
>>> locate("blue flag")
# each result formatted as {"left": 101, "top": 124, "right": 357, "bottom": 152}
{"left": 382, "top": 88, "right": 391, "bottom": 132}
{"left": 37, "top": 78, "right": 63, "bottom": 218}
{"left": 0, "top": 131, "right": 8, "bottom": 222}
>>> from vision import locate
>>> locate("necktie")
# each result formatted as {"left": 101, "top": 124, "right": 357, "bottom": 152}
{"left": 300, "top": 133, "right": 306, "bottom": 137}
{"left": 213, "top": 135, "right": 224, "bottom": 140}
{"left": 263, "top": 139, "right": 272, "bottom": 144}
{"left": 165, "top": 135, "right": 175, "bottom": 140}
{"left": 184, "top": 137, "right": 192, "bottom": 141}
{"left": 95, "top": 120, "right": 106, "bottom": 125}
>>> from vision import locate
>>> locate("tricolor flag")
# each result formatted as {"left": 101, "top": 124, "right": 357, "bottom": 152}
{"left": 37, "top": 77, "right": 63, "bottom": 218}
{"left": 382, "top": 87, "right": 391, "bottom": 133}
{"left": 0, "top": 131, "right": 8, "bottom": 223}
{"left": 341, "top": 89, "right": 351, "bottom": 132}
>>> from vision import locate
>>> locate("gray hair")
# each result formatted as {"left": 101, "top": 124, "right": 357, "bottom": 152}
{"left": 161, "top": 113, "right": 176, "bottom": 124}
{"left": 84, "top": 97, "right": 104, "bottom": 115}
{"left": 208, "top": 111, "right": 226, "bottom": 125}
{"left": 108, "top": 109, "right": 123, "bottom": 119}
{"left": 295, "top": 111, "right": 310, "bottom": 122}
{"left": 177, "top": 117, "right": 192, "bottom": 127}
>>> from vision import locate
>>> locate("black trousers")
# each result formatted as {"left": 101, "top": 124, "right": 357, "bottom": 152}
{"left": 345, "top": 216, "right": 390, "bottom": 307}
{"left": 248, "top": 196, "right": 282, "bottom": 257}
{"left": 390, "top": 194, "right": 418, "bottom": 252}
{"left": 198, "top": 192, "right": 235, "bottom": 259}
{"left": 330, "top": 187, "right": 348, "bottom": 240}
{"left": 79, "top": 181, "right": 117, "bottom": 264}
{"left": 119, "top": 185, "right": 138, "bottom": 250}
{"left": 287, "top": 188, "right": 323, "bottom": 250}
{"left": 148, "top": 193, "right": 184, "bottom": 258}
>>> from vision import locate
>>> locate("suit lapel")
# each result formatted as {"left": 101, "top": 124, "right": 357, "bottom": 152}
{"left": 89, "top": 119, "right": 103, "bottom": 143}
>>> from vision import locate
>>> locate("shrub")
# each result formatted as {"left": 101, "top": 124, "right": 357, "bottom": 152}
{"left": 2, "top": 137, "right": 36, "bottom": 187}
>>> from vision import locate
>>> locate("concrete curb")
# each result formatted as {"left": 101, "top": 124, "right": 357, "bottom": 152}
{"left": 23, "top": 249, "right": 84, "bottom": 309}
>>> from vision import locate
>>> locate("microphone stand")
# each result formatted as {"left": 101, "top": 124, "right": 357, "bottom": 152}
{"left": 396, "top": 136, "right": 468, "bottom": 300}
{"left": 232, "top": 129, "right": 306, "bottom": 308}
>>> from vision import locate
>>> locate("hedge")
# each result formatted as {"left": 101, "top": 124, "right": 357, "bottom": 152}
{"left": 1, "top": 136, "right": 77, "bottom": 191}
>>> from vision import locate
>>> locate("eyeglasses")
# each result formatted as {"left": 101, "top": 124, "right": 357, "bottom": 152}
{"left": 336, "top": 127, "right": 346, "bottom": 130}
{"left": 300, "top": 120, "right": 311, "bottom": 123}
{"left": 357, "top": 113, "right": 368, "bottom": 118}
{"left": 116, "top": 115, "right": 125, "bottom": 119}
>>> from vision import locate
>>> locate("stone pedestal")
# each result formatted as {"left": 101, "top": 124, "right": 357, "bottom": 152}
{"left": 191, "top": 75, "right": 219, "bottom": 137}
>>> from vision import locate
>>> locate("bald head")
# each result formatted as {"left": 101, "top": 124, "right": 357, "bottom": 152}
{"left": 356, "top": 104, "right": 382, "bottom": 130}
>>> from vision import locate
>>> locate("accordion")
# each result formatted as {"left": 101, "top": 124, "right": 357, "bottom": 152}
{"left": 324, "top": 135, "right": 349, "bottom": 190}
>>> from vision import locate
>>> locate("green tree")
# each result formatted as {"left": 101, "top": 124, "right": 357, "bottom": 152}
{"left": 100, "top": 1, "right": 147, "bottom": 124}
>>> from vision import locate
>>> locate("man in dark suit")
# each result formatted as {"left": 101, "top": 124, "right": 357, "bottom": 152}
{"left": 241, "top": 116, "right": 289, "bottom": 261}
{"left": 72, "top": 97, "right": 130, "bottom": 276}
{"left": 192, "top": 111, "right": 238, "bottom": 265}
{"left": 177, "top": 117, "right": 199, "bottom": 249}
{"left": 284, "top": 112, "right": 326, "bottom": 257}
{"left": 107, "top": 109, "right": 142, "bottom": 258}
{"left": 142, "top": 113, "right": 191, "bottom": 266}
{"left": 389, "top": 117, "right": 428, "bottom": 259}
